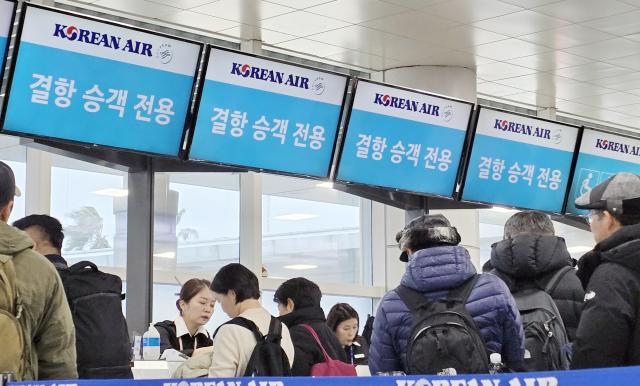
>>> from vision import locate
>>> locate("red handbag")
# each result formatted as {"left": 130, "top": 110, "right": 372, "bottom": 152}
{"left": 302, "top": 324, "right": 357, "bottom": 376}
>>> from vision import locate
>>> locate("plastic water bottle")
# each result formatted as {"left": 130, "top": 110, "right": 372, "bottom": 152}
{"left": 489, "top": 353, "right": 503, "bottom": 374}
{"left": 142, "top": 323, "right": 160, "bottom": 360}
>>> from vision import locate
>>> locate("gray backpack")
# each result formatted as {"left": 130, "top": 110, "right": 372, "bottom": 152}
{"left": 514, "top": 267, "right": 571, "bottom": 371}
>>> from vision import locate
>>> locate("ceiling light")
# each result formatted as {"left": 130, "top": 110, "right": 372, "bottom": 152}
{"left": 154, "top": 251, "right": 176, "bottom": 259}
{"left": 92, "top": 188, "right": 129, "bottom": 198}
{"left": 567, "top": 246, "right": 593, "bottom": 254}
{"left": 283, "top": 264, "right": 318, "bottom": 270}
{"left": 274, "top": 213, "right": 318, "bottom": 221}
{"left": 490, "top": 206, "right": 517, "bottom": 213}
{"left": 316, "top": 182, "right": 334, "bottom": 189}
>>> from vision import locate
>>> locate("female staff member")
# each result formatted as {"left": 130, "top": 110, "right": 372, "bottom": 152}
{"left": 155, "top": 278, "right": 215, "bottom": 357}
{"left": 327, "top": 303, "right": 369, "bottom": 366}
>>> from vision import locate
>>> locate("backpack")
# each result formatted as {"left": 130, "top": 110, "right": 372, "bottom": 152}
{"left": 396, "top": 275, "right": 489, "bottom": 375}
{"left": 514, "top": 266, "right": 571, "bottom": 371}
{"left": 301, "top": 324, "right": 357, "bottom": 376}
{"left": 0, "top": 253, "right": 25, "bottom": 380}
{"left": 224, "top": 316, "right": 291, "bottom": 376}
{"left": 361, "top": 314, "right": 375, "bottom": 346}
{"left": 58, "top": 261, "right": 132, "bottom": 379}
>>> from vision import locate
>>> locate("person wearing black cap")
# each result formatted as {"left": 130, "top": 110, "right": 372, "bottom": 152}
{"left": 0, "top": 161, "right": 77, "bottom": 380}
{"left": 571, "top": 172, "right": 640, "bottom": 369}
{"left": 369, "top": 214, "right": 525, "bottom": 374}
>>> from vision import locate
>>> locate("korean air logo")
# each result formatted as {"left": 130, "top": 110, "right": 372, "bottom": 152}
{"left": 64, "top": 26, "right": 79, "bottom": 40}
{"left": 595, "top": 138, "right": 640, "bottom": 155}
{"left": 312, "top": 76, "right": 326, "bottom": 95}
{"left": 156, "top": 43, "right": 173, "bottom": 64}
{"left": 230, "top": 62, "right": 310, "bottom": 90}
{"left": 552, "top": 129, "right": 563, "bottom": 144}
{"left": 442, "top": 104, "right": 454, "bottom": 122}
{"left": 494, "top": 119, "right": 553, "bottom": 141}
{"left": 373, "top": 93, "right": 440, "bottom": 116}
{"left": 380, "top": 94, "right": 391, "bottom": 106}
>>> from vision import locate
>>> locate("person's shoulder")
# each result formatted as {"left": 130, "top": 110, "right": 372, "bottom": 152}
{"left": 13, "top": 248, "right": 60, "bottom": 285}
{"left": 154, "top": 320, "right": 175, "bottom": 332}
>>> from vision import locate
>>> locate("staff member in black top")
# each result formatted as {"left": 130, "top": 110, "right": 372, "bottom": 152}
{"left": 155, "top": 278, "right": 215, "bottom": 357}
{"left": 327, "top": 303, "right": 369, "bottom": 366}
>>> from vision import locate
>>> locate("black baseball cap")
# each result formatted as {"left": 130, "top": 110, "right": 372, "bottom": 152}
{"left": 575, "top": 172, "right": 640, "bottom": 216}
{"left": 0, "top": 161, "right": 21, "bottom": 206}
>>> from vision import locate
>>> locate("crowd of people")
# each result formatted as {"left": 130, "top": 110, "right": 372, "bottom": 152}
{"left": 2, "top": 159, "right": 640, "bottom": 380}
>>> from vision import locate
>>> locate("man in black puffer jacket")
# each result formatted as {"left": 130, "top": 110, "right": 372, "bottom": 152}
{"left": 275, "top": 277, "right": 348, "bottom": 375}
{"left": 572, "top": 172, "right": 640, "bottom": 368}
{"left": 490, "top": 211, "right": 584, "bottom": 341}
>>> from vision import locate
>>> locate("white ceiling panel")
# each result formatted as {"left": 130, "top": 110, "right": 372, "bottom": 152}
{"left": 219, "top": 24, "right": 296, "bottom": 44}
{"left": 555, "top": 82, "right": 612, "bottom": 100}
{"left": 361, "top": 11, "right": 460, "bottom": 40}
{"left": 554, "top": 62, "right": 631, "bottom": 82}
{"left": 472, "top": 38, "right": 549, "bottom": 61}
{"left": 589, "top": 73, "right": 640, "bottom": 90}
{"left": 473, "top": 10, "right": 570, "bottom": 37}
{"left": 379, "top": 0, "right": 450, "bottom": 10}
{"left": 477, "top": 82, "right": 524, "bottom": 97}
{"left": 519, "top": 25, "right": 615, "bottom": 49}
{"left": 191, "top": 0, "right": 295, "bottom": 23}
{"left": 159, "top": 10, "right": 238, "bottom": 31}
{"left": 264, "top": 0, "right": 335, "bottom": 9}
{"left": 92, "top": 0, "right": 177, "bottom": 18}
{"left": 510, "top": 51, "right": 591, "bottom": 71}
{"left": 423, "top": 0, "right": 523, "bottom": 23}
{"left": 564, "top": 38, "right": 640, "bottom": 61}
{"left": 556, "top": 99, "right": 596, "bottom": 116}
{"left": 582, "top": 10, "right": 640, "bottom": 36}
{"left": 609, "top": 54, "right": 640, "bottom": 71}
{"left": 261, "top": 11, "right": 350, "bottom": 36}
{"left": 274, "top": 38, "right": 346, "bottom": 57}
{"left": 503, "top": 92, "right": 556, "bottom": 107}
{"left": 533, "top": 0, "right": 635, "bottom": 23}
{"left": 571, "top": 92, "right": 640, "bottom": 108}
{"left": 499, "top": 0, "right": 564, "bottom": 8}
{"left": 421, "top": 26, "right": 508, "bottom": 49}
{"left": 476, "top": 61, "right": 537, "bottom": 81}
{"left": 495, "top": 73, "right": 557, "bottom": 93}
{"left": 147, "top": 0, "right": 217, "bottom": 9}
{"left": 306, "top": 0, "right": 406, "bottom": 24}
{"left": 611, "top": 103, "right": 640, "bottom": 117}
{"left": 307, "top": 25, "right": 404, "bottom": 54}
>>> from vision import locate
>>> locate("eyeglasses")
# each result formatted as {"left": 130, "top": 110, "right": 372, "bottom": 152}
{"left": 583, "top": 211, "right": 601, "bottom": 224}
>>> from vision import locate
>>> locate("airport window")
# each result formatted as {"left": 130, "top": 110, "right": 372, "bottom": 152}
{"left": 261, "top": 174, "right": 371, "bottom": 285}
{"left": 0, "top": 134, "right": 26, "bottom": 224}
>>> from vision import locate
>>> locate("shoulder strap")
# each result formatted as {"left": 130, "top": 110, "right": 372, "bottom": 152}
{"left": 395, "top": 285, "right": 432, "bottom": 311}
{"left": 545, "top": 266, "right": 573, "bottom": 295}
{"left": 68, "top": 261, "right": 99, "bottom": 274}
{"left": 214, "top": 316, "right": 263, "bottom": 342}
{"left": 302, "top": 324, "right": 331, "bottom": 361}
{"left": 448, "top": 274, "right": 479, "bottom": 303}
{"left": 0, "top": 253, "right": 18, "bottom": 316}
{"left": 267, "top": 316, "right": 282, "bottom": 339}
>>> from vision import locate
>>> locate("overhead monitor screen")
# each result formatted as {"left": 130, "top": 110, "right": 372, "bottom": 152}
{"left": 566, "top": 128, "right": 640, "bottom": 215}
{"left": 1, "top": 5, "right": 202, "bottom": 156}
{"left": 461, "top": 106, "right": 580, "bottom": 213}
{"left": 336, "top": 79, "right": 473, "bottom": 197}
{"left": 188, "top": 47, "right": 348, "bottom": 178}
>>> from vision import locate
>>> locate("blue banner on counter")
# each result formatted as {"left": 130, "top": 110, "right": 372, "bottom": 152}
{"left": 9, "top": 367, "right": 640, "bottom": 386}
{"left": 462, "top": 107, "right": 580, "bottom": 213}
{"left": 0, "top": 1, "right": 16, "bottom": 80}
{"left": 336, "top": 80, "right": 473, "bottom": 197}
{"left": 1, "top": 4, "right": 201, "bottom": 156}
{"left": 566, "top": 128, "right": 640, "bottom": 215}
{"left": 188, "top": 47, "right": 348, "bottom": 178}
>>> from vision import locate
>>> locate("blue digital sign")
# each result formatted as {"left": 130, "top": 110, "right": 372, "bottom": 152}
{"left": 336, "top": 80, "right": 473, "bottom": 197}
{"left": 188, "top": 47, "right": 348, "bottom": 178}
{"left": 0, "top": 1, "right": 16, "bottom": 80}
{"left": 1, "top": 5, "right": 202, "bottom": 156}
{"left": 566, "top": 128, "right": 640, "bottom": 215}
{"left": 462, "top": 107, "right": 580, "bottom": 213}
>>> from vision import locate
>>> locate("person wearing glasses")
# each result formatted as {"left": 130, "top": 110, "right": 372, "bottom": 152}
{"left": 572, "top": 172, "right": 640, "bottom": 369}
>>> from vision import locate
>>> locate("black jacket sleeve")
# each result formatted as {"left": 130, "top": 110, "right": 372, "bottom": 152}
{"left": 289, "top": 325, "right": 320, "bottom": 376}
{"left": 548, "top": 269, "right": 584, "bottom": 341}
{"left": 571, "top": 263, "right": 637, "bottom": 369}
{"left": 154, "top": 321, "right": 176, "bottom": 354}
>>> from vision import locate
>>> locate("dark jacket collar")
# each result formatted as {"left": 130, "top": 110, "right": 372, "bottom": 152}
{"left": 491, "top": 234, "right": 572, "bottom": 279}
{"left": 45, "top": 254, "right": 68, "bottom": 269}
{"left": 278, "top": 306, "right": 326, "bottom": 328}
{"left": 577, "top": 223, "right": 640, "bottom": 288}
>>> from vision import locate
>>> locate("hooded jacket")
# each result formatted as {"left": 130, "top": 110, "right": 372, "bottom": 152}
{"left": 0, "top": 221, "right": 77, "bottom": 380}
{"left": 369, "top": 245, "right": 525, "bottom": 374}
{"left": 279, "top": 306, "right": 347, "bottom": 375}
{"left": 572, "top": 223, "right": 640, "bottom": 369}
{"left": 490, "top": 234, "right": 584, "bottom": 340}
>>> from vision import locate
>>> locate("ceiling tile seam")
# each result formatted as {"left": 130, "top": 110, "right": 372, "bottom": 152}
{"left": 262, "top": 0, "right": 335, "bottom": 11}
{"left": 418, "top": 2, "right": 526, "bottom": 24}
{"left": 529, "top": 2, "right": 636, "bottom": 23}
{"left": 302, "top": 3, "right": 412, "bottom": 25}
{"left": 188, "top": 5, "right": 299, "bottom": 25}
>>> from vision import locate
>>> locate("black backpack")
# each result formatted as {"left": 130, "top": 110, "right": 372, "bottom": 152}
{"left": 513, "top": 267, "right": 571, "bottom": 371}
{"left": 396, "top": 275, "right": 489, "bottom": 375}
{"left": 58, "top": 261, "right": 133, "bottom": 379}
{"left": 222, "top": 316, "right": 291, "bottom": 376}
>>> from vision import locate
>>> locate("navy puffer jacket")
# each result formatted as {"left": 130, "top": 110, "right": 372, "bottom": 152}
{"left": 369, "top": 245, "right": 525, "bottom": 374}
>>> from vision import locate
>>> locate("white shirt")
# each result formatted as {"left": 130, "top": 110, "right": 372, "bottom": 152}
{"left": 174, "top": 316, "right": 210, "bottom": 351}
